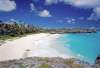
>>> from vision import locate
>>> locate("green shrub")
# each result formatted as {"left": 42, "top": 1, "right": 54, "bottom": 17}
{"left": 39, "top": 63, "right": 52, "bottom": 68}
{"left": 72, "top": 64, "right": 82, "bottom": 68}
{"left": 19, "top": 64, "right": 25, "bottom": 68}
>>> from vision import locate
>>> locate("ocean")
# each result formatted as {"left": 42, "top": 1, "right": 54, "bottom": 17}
{"left": 59, "top": 31, "right": 100, "bottom": 63}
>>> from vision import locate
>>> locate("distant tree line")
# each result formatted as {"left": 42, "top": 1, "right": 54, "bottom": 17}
{"left": 0, "top": 20, "right": 40, "bottom": 36}
{"left": 0, "top": 20, "right": 97, "bottom": 37}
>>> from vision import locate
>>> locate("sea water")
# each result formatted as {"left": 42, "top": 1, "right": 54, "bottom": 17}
{"left": 59, "top": 31, "right": 100, "bottom": 63}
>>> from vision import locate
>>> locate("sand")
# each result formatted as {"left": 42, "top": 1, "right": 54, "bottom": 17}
{"left": 0, "top": 33, "right": 73, "bottom": 61}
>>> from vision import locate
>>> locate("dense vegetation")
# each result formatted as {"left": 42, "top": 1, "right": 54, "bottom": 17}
{"left": 0, "top": 20, "right": 96, "bottom": 40}
{"left": 0, "top": 20, "right": 40, "bottom": 40}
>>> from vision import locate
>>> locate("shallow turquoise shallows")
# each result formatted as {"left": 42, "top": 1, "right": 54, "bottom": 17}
{"left": 59, "top": 31, "right": 100, "bottom": 63}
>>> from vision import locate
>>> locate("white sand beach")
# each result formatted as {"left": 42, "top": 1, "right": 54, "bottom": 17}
{"left": 0, "top": 33, "right": 73, "bottom": 61}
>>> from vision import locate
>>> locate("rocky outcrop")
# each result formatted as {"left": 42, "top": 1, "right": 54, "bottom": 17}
{"left": 96, "top": 55, "right": 100, "bottom": 68}
{"left": 0, "top": 57, "right": 95, "bottom": 68}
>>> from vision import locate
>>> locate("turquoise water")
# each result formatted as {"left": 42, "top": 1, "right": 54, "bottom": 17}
{"left": 59, "top": 31, "right": 100, "bottom": 63}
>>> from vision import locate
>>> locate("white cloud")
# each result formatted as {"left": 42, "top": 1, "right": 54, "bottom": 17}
{"left": 30, "top": 3, "right": 52, "bottom": 17}
{"left": 90, "top": 26, "right": 96, "bottom": 29}
{"left": 45, "top": 0, "right": 58, "bottom": 5}
{"left": 30, "top": 3, "right": 36, "bottom": 12}
{"left": 94, "top": 7, "right": 100, "bottom": 16}
{"left": 78, "top": 17, "right": 85, "bottom": 20}
{"left": 57, "top": 20, "right": 63, "bottom": 23}
{"left": 68, "top": 0, "right": 100, "bottom": 20}
{"left": 67, "top": 18, "right": 76, "bottom": 24}
{"left": 45, "top": 0, "right": 100, "bottom": 8}
{"left": 57, "top": 18, "right": 76, "bottom": 24}
{"left": 67, "top": 20, "right": 72, "bottom": 23}
{"left": 0, "top": 0, "right": 16, "bottom": 12}
{"left": 10, "top": 19, "right": 16, "bottom": 22}
{"left": 88, "top": 7, "right": 100, "bottom": 20}
{"left": 64, "top": 18, "right": 76, "bottom": 24}
{"left": 69, "top": 0, "right": 100, "bottom": 8}
{"left": 45, "top": 0, "right": 100, "bottom": 20}
{"left": 93, "top": 7, "right": 100, "bottom": 19}
{"left": 38, "top": 10, "right": 52, "bottom": 17}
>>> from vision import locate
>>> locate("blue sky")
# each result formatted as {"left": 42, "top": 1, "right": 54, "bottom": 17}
{"left": 0, "top": 0, "right": 100, "bottom": 28}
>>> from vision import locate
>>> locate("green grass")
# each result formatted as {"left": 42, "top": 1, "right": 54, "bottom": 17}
{"left": 0, "top": 33, "right": 32, "bottom": 40}
{"left": 0, "top": 35, "right": 15, "bottom": 40}
{"left": 19, "top": 64, "right": 25, "bottom": 68}
{"left": 39, "top": 63, "right": 52, "bottom": 68}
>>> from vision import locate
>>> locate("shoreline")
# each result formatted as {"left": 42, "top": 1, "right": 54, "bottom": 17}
{"left": 0, "top": 33, "right": 74, "bottom": 61}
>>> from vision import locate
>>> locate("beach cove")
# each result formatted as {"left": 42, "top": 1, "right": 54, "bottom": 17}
{"left": 0, "top": 33, "right": 74, "bottom": 61}
{"left": 0, "top": 32, "right": 100, "bottom": 64}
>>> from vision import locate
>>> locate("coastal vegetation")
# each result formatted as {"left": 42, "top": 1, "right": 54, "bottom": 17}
{"left": 0, "top": 20, "right": 96, "bottom": 40}
{"left": 39, "top": 63, "right": 52, "bottom": 68}
{"left": 0, "top": 57, "right": 95, "bottom": 68}
{"left": 0, "top": 20, "right": 40, "bottom": 40}
{"left": 64, "top": 58, "right": 83, "bottom": 68}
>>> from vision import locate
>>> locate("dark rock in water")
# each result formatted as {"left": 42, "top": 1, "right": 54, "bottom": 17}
{"left": 96, "top": 54, "right": 100, "bottom": 68}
